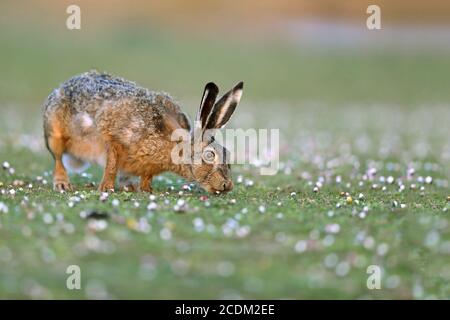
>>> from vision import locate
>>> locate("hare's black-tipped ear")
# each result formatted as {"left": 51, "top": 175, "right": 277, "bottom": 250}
{"left": 197, "top": 82, "right": 219, "bottom": 128}
{"left": 206, "top": 81, "right": 243, "bottom": 129}
{"left": 177, "top": 112, "right": 192, "bottom": 132}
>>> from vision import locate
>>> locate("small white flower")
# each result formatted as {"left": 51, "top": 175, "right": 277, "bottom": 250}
{"left": 147, "top": 202, "right": 157, "bottom": 211}
{"left": 294, "top": 240, "right": 307, "bottom": 253}
{"left": 244, "top": 179, "right": 254, "bottom": 187}
{"left": 160, "top": 228, "right": 172, "bottom": 240}
{"left": 43, "top": 213, "right": 54, "bottom": 224}
{"left": 236, "top": 225, "right": 250, "bottom": 238}
{"left": 325, "top": 223, "right": 340, "bottom": 234}
{"left": 99, "top": 192, "right": 109, "bottom": 202}
{"left": 0, "top": 202, "right": 9, "bottom": 213}
{"left": 193, "top": 217, "right": 205, "bottom": 232}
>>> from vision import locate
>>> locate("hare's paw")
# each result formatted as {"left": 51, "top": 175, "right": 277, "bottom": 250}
{"left": 53, "top": 179, "right": 72, "bottom": 192}
{"left": 98, "top": 181, "right": 115, "bottom": 193}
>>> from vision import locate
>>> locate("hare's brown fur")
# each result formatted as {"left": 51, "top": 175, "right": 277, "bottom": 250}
{"left": 43, "top": 71, "right": 242, "bottom": 193}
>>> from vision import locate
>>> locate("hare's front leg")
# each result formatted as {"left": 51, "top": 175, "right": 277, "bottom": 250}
{"left": 140, "top": 175, "right": 153, "bottom": 193}
{"left": 99, "top": 143, "right": 119, "bottom": 192}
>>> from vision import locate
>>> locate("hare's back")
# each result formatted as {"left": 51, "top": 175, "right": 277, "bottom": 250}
{"left": 60, "top": 70, "right": 152, "bottom": 109}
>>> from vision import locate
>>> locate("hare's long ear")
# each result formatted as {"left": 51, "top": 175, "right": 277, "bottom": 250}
{"left": 196, "top": 82, "right": 219, "bottom": 129}
{"left": 205, "top": 81, "right": 243, "bottom": 129}
{"left": 177, "top": 112, "right": 192, "bottom": 132}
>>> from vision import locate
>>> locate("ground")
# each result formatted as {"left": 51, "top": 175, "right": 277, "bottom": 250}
{"left": 0, "top": 23, "right": 449, "bottom": 299}
{"left": 0, "top": 102, "right": 449, "bottom": 299}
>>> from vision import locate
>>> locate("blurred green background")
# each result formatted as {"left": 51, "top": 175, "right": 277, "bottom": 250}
{"left": 1, "top": 0, "right": 450, "bottom": 110}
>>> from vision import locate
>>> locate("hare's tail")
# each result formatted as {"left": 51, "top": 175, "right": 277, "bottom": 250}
{"left": 62, "top": 154, "right": 90, "bottom": 174}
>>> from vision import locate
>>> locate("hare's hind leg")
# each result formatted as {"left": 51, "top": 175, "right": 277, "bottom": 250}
{"left": 45, "top": 130, "right": 72, "bottom": 192}
{"left": 43, "top": 91, "right": 73, "bottom": 192}
{"left": 98, "top": 142, "right": 120, "bottom": 192}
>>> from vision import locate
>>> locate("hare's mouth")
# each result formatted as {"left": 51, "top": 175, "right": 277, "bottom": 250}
{"left": 203, "top": 182, "right": 233, "bottom": 194}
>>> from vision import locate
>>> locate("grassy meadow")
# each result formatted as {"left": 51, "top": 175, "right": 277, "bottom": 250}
{"left": 0, "top": 13, "right": 449, "bottom": 299}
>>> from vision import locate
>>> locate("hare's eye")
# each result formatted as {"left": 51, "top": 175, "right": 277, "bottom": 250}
{"left": 202, "top": 150, "right": 216, "bottom": 164}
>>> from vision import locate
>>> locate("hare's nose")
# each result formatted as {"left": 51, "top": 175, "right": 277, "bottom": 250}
{"left": 223, "top": 181, "right": 233, "bottom": 192}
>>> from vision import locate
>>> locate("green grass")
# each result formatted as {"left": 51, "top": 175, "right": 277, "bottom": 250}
{"left": 1, "top": 24, "right": 450, "bottom": 106}
{"left": 0, "top": 103, "right": 449, "bottom": 299}
{"left": 0, "top": 17, "right": 449, "bottom": 299}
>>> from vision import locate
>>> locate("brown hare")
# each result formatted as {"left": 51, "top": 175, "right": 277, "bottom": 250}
{"left": 43, "top": 71, "right": 243, "bottom": 193}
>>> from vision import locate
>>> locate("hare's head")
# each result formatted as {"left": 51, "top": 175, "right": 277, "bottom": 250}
{"left": 188, "top": 81, "right": 243, "bottom": 193}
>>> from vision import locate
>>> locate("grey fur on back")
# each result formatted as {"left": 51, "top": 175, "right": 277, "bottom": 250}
{"left": 56, "top": 70, "right": 174, "bottom": 110}
{"left": 42, "top": 70, "right": 187, "bottom": 146}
